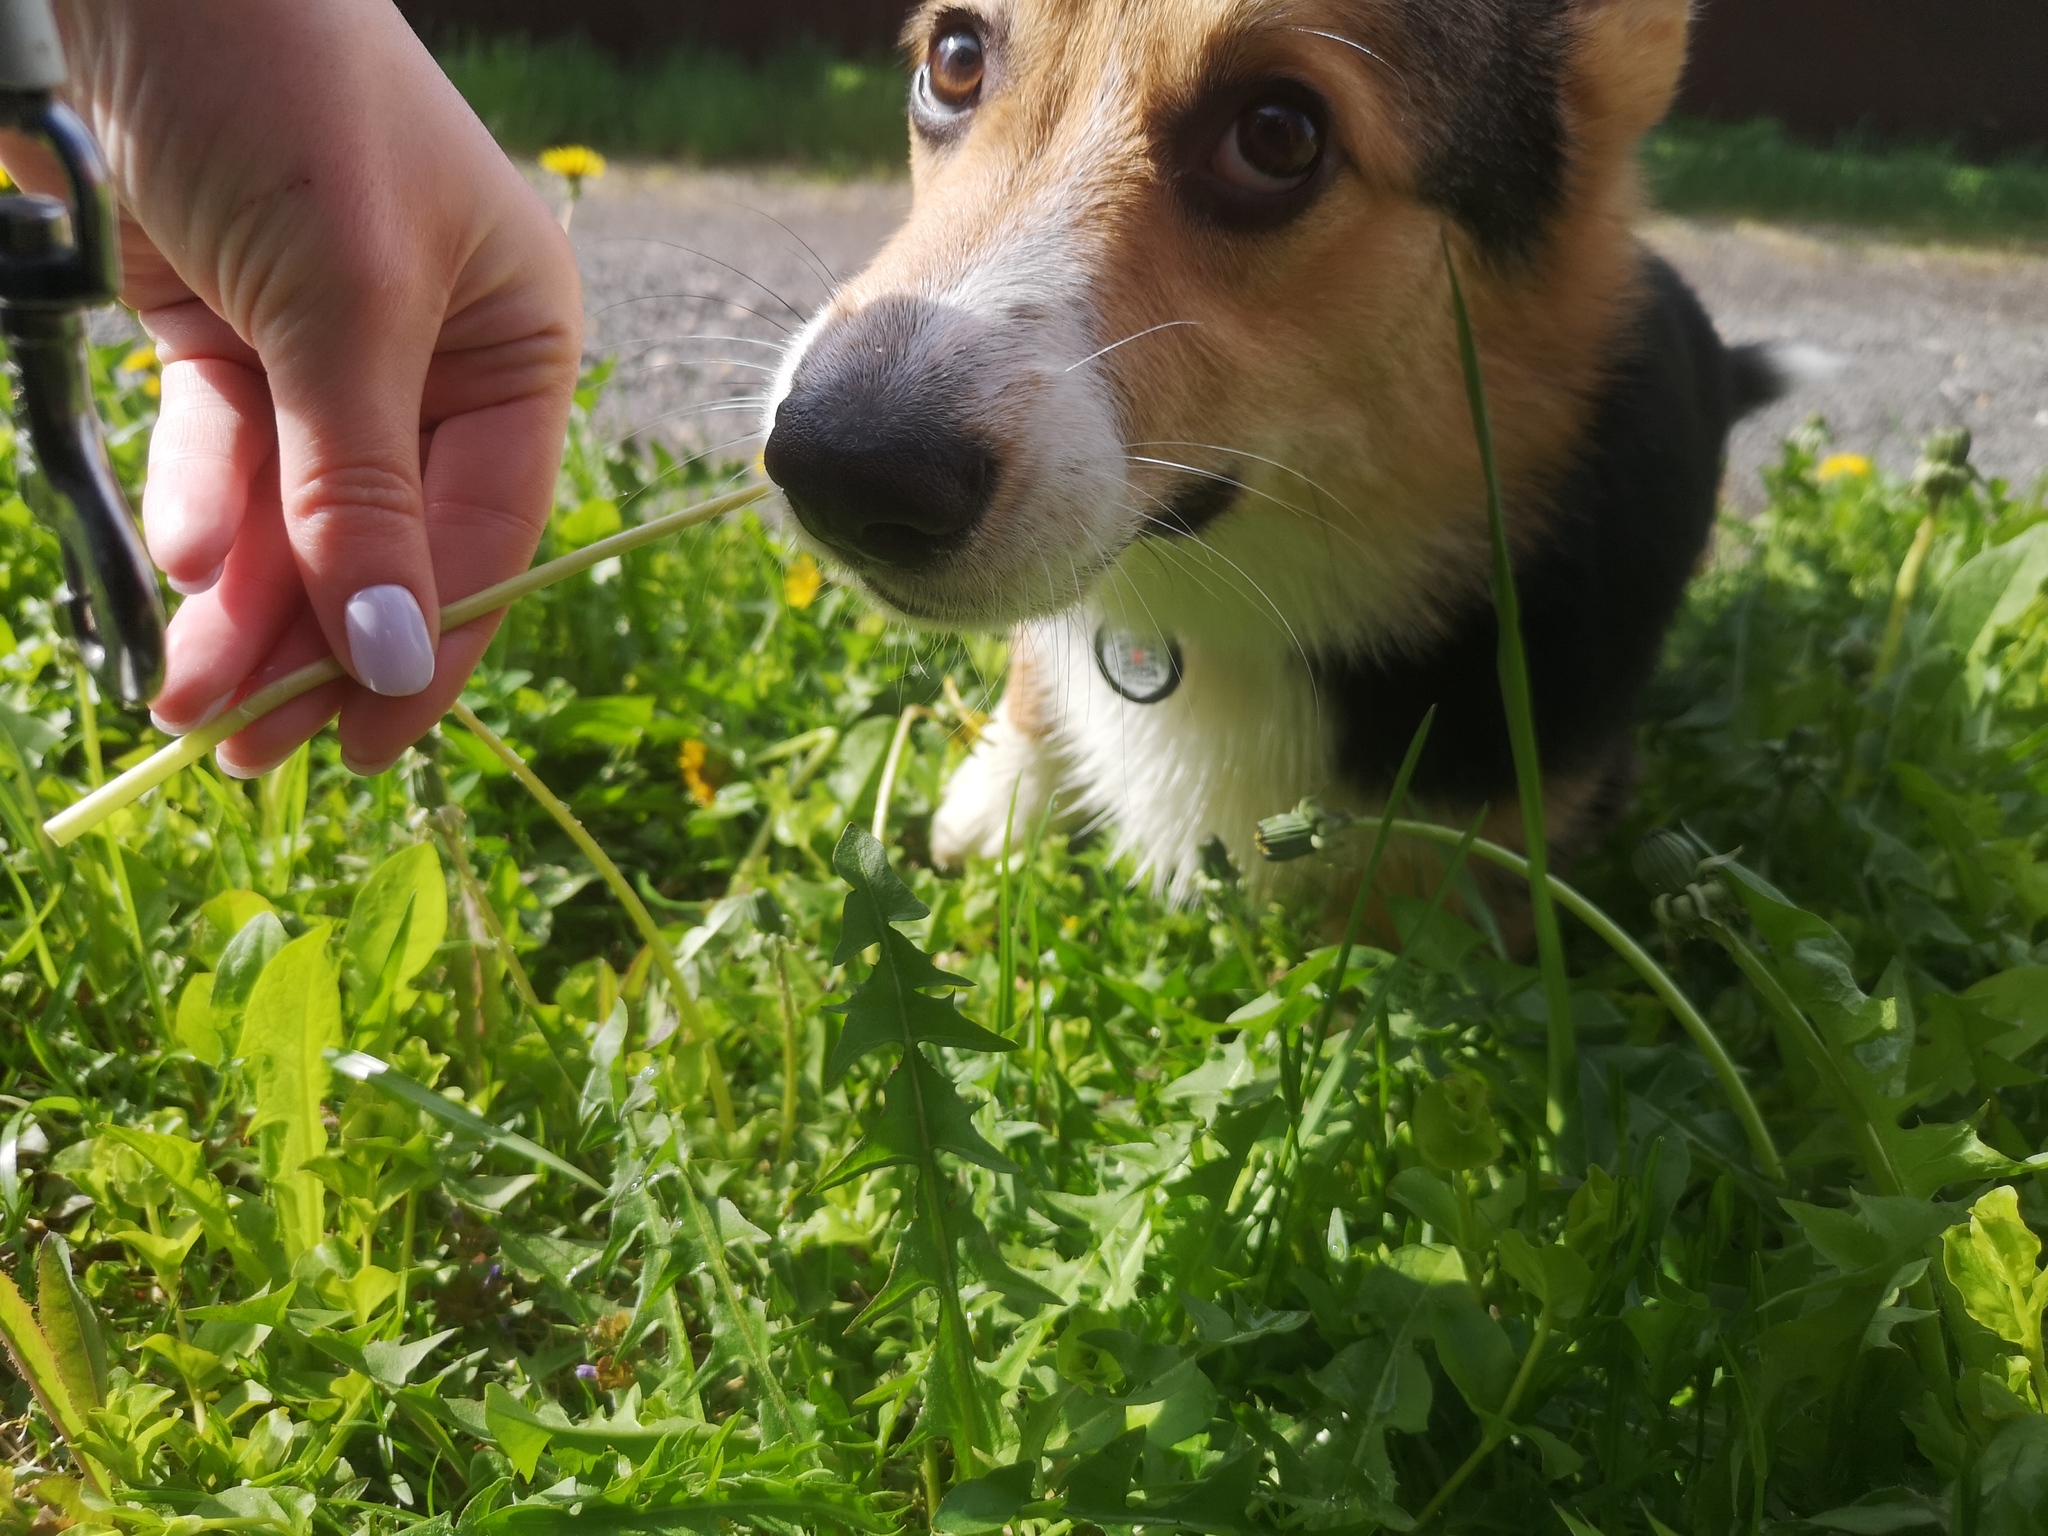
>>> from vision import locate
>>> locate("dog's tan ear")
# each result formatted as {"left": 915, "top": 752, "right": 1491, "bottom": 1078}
{"left": 1571, "top": 0, "right": 1692, "bottom": 148}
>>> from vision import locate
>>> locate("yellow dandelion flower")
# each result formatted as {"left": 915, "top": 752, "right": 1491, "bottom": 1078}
{"left": 0, "top": 167, "right": 13, "bottom": 193}
{"left": 679, "top": 739, "right": 717, "bottom": 808}
{"left": 540, "top": 145, "right": 607, "bottom": 186}
{"left": 1817, "top": 453, "right": 1873, "bottom": 483}
{"left": 119, "top": 343, "right": 158, "bottom": 374}
{"left": 784, "top": 553, "right": 824, "bottom": 610}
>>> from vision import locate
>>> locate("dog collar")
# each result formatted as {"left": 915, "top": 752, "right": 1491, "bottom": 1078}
{"left": 1094, "top": 626, "right": 1183, "bottom": 704}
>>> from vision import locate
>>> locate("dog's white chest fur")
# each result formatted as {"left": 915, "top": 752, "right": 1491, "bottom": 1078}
{"left": 931, "top": 607, "right": 1340, "bottom": 900}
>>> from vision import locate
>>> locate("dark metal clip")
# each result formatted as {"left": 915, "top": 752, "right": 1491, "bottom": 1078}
{"left": 0, "top": 0, "right": 163, "bottom": 706}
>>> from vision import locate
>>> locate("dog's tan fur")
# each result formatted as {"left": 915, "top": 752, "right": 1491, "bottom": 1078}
{"left": 876, "top": 0, "right": 1684, "bottom": 846}
{"left": 825, "top": 0, "right": 1689, "bottom": 633}
{"left": 769, "top": 0, "right": 1713, "bottom": 907}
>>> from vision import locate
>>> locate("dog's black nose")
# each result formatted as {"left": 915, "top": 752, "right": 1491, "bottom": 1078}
{"left": 764, "top": 298, "right": 999, "bottom": 570}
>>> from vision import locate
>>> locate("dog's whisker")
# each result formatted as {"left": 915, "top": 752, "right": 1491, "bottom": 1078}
{"left": 1063, "top": 320, "right": 1202, "bottom": 374}
{"left": 1291, "top": 26, "right": 1404, "bottom": 84}
{"left": 1124, "top": 453, "right": 1377, "bottom": 561}
{"left": 588, "top": 293, "right": 795, "bottom": 335}
{"left": 581, "top": 236, "right": 813, "bottom": 324}
{"left": 614, "top": 435, "right": 763, "bottom": 515}
{"left": 612, "top": 334, "right": 791, "bottom": 357}
{"left": 614, "top": 359, "right": 783, "bottom": 379}
{"left": 724, "top": 198, "right": 843, "bottom": 295}
{"left": 1122, "top": 492, "right": 1318, "bottom": 677}
{"left": 1128, "top": 438, "right": 1364, "bottom": 523}
{"left": 1130, "top": 505, "right": 1293, "bottom": 628}
{"left": 610, "top": 397, "right": 772, "bottom": 448}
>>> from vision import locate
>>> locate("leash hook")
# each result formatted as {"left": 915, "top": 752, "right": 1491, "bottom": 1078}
{"left": 0, "top": 0, "right": 163, "bottom": 707}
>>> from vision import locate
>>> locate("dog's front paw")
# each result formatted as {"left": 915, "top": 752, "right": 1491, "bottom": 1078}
{"left": 930, "top": 716, "right": 1059, "bottom": 867}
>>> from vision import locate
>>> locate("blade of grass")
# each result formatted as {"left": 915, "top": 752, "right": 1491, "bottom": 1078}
{"left": 43, "top": 483, "right": 770, "bottom": 847}
{"left": 447, "top": 700, "right": 738, "bottom": 1136}
{"left": 74, "top": 657, "right": 170, "bottom": 1040}
{"left": 1445, "top": 241, "right": 1576, "bottom": 1153}
{"left": 870, "top": 705, "right": 931, "bottom": 843}
{"left": 328, "top": 1049, "right": 604, "bottom": 1193}
{"left": 3, "top": 872, "right": 59, "bottom": 988}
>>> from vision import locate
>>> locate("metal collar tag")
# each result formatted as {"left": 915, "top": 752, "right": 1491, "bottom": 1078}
{"left": 1094, "top": 627, "right": 1182, "bottom": 705}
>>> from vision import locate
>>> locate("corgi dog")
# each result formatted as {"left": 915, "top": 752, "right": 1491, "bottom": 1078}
{"left": 762, "top": 0, "right": 1785, "bottom": 903}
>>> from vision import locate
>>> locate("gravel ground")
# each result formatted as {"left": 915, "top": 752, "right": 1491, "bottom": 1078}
{"left": 569, "top": 166, "right": 2048, "bottom": 502}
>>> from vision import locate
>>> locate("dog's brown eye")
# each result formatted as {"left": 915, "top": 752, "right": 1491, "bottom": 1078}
{"left": 1214, "top": 100, "right": 1324, "bottom": 191}
{"left": 927, "top": 27, "right": 986, "bottom": 110}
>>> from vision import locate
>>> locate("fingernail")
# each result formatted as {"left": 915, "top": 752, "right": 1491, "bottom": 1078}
{"left": 345, "top": 584, "right": 435, "bottom": 697}
{"left": 150, "top": 689, "right": 235, "bottom": 737}
{"left": 167, "top": 563, "right": 224, "bottom": 598}
{"left": 214, "top": 746, "right": 262, "bottom": 781}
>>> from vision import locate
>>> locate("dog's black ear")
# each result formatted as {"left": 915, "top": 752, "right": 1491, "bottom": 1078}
{"left": 1570, "top": 0, "right": 1692, "bottom": 149}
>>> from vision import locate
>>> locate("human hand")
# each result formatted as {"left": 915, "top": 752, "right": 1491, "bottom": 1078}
{"left": 32, "top": 0, "right": 581, "bottom": 776}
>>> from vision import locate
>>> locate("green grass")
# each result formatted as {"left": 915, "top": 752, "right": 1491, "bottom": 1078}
{"left": 439, "top": 37, "right": 2048, "bottom": 242}
{"left": 1646, "top": 117, "right": 2048, "bottom": 244}
{"left": 2, "top": 349, "right": 2048, "bottom": 1534}
{"left": 440, "top": 37, "right": 908, "bottom": 172}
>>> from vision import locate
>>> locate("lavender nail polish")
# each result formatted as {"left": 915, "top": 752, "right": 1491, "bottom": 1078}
{"left": 167, "top": 562, "right": 225, "bottom": 598}
{"left": 345, "top": 584, "right": 435, "bottom": 697}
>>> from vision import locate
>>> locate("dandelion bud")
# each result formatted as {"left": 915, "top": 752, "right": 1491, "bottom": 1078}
{"left": 1913, "top": 427, "right": 1976, "bottom": 504}
{"left": 1632, "top": 828, "right": 1700, "bottom": 898}
{"left": 1256, "top": 812, "right": 1319, "bottom": 863}
{"left": 1922, "top": 426, "right": 1973, "bottom": 469}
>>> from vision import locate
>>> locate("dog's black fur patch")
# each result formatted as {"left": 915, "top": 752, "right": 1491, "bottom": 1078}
{"left": 1311, "top": 252, "right": 1767, "bottom": 805}
{"left": 1381, "top": 0, "right": 1576, "bottom": 259}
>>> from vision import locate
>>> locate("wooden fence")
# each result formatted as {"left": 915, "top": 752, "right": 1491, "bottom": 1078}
{"left": 1677, "top": 0, "right": 2046, "bottom": 159}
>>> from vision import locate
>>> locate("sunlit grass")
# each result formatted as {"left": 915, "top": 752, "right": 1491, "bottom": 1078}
{"left": 0, "top": 350, "right": 2046, "bottom": 1531}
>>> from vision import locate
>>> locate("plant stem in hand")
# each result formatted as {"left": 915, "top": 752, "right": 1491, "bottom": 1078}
{"left": 43, "top": 484, "right": 770, "bottom": 848}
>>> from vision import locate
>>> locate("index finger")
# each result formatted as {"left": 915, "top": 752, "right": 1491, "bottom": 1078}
{"left": 331, "top": 386, "right": 576, "bottom": 773}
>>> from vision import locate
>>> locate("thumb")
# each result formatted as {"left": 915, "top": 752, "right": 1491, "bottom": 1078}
{"left": 265, "top": 313, "right": 441, "bottom": 698}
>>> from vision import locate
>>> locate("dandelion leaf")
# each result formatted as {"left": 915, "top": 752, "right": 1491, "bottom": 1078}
{"left": 1978, "top": 1418, "right": 2048, "bottom": 1536}
{"left": 956, "top": 1205, "right": 1065, "bottom": 1312}
{"left": 483, "top": 1383, "right": 557, "bottom": 1481}
{"left": 827, "top": 955, "right": 1011, "bottom": 1084}
{"left": 853, "top": 1200, "right": 947, "bottom": 1327}
{"left": 831, "top": 823, "right": 929, "bottom": 964}
{"left": 904, "top": 1265, "right": 996, "bottom": 1459}
{"left": 1138, "top": 1450, "right": 1262, "bottom": 1535}
{"left": 1887, "top": 1120, "right": 2020, "bottom": 1199}
{"left": 237, "top": 930, "right": 342, "bottom": 1258}
{"left": 345, "top": 841, "right": 447, "bottom": 1016}
{"left": 174, "top": 974, "right": 221, "bottom": 1068}
{"left": 821, "top": 1053, "right": 1016, "bottom": 1188}
{"left": 35, "top": 1237, "right": 106, "bottom": 1413}
{"left": 212, "top": 909, "right": 287, "bottom": 1023}
{"left": 0, "top": 1270, "right": 83, "bottom": 1442}
{"left": 1060, "top": 1429, "right": 1144, "bottom": 1525}
{"left": 936, "top": 1462, "right": 1036, "bottom": 1536}
{"left": 1932, "top": 521, "right": 2048, "bottom": 696}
